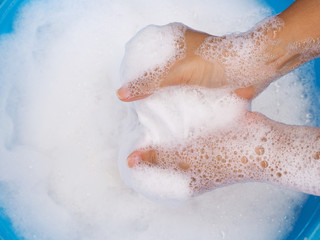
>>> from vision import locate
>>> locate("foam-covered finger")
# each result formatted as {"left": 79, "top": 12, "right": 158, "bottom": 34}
{"left": 117, "top": 76, "right": 158, "bottom": 102}
{"left": 127, "top": 149, "right": 159, "bottom": 168}
{"left": 117, "top": 85, "right": 152, "bottom": 102}
{"left": 116, "top": 85, "right": 131, "bottom": 101}
{"left": 127, "top": 151, "right": 142, "bottom": 168}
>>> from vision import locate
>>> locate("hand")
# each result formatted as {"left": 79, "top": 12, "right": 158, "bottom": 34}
{"left": 117, "top": 22, "right": 267, "bottom": 102}
{"left": 126, "top": 112, "right": 271, "bottom": 196}
{"left": 127, "top": 109, "right": 320, "bottom": 196}
{"left": 117, "top": 17, "right": 306, "bottom": 102}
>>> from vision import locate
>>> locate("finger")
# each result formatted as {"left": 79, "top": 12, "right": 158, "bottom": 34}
{"left": 127, "top": 149, "right": 159, "bottom": 168}
{"left": 234, "top": 86, "right": 255, "bottom": 100}
{"left": 116, "top": 77, "right": 157, "bottom": 102}
{"left": 116, "top": 85, "right": 151, "bottom": 102}
{"left": 116, "top": 85, "right": 131, "bottom": 101}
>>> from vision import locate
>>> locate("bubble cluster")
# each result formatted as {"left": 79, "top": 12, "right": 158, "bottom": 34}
{"left": 286, "top": 38, "right": 320, "bottom": 72}
{"left": 196, "top": 17, "right": 285, "bottom": 92}
{"left": 196, "top": 16, "right": 320, "bottom": 96}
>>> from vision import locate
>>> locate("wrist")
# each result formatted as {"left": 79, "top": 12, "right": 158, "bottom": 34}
{"left": 274, "top": 7, "right": 320, "bottom": 74}
{"left": 254, "top": 15, "right": 318, "bottom": 79}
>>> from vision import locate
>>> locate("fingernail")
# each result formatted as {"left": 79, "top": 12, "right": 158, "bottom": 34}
{"left": 117, "top": 86, "right": 131, "bottom": 100}
{"left": 127, "top": 154, "right": 141, "bottom": 168}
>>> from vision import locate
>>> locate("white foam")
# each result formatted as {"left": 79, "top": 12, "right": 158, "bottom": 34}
{"left": 134, "top": 87, "right": 248, "bottom": 146}
{"left": 122, "top": 23, "right": 186, "bottom": 84}
{"left": 0, "top": 0, "right": 317, "bottom": 239}
{"left": 132, "top": 166, "right": 192, "bottom": 203}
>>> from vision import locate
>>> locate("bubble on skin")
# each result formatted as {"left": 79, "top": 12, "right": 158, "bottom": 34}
{"left": 313, "top": 152, "right": 320, "bottom": 160}
{"left": 288, "top": 38, "right": 320, "bottom": 65}
{"left": 241, "top": 156, "right": 248, "bottom": 164}
{"left": 260, "top": 160, "right": 268, "bottom": 169}
{"left": 195, "top": 17, "right": 285, "bottom": 91}
{"left": 255, "top": 146, "right": 265, "bottom": 155}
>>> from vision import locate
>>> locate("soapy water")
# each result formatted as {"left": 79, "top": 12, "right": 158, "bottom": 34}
{"left": 0, "top": 0, "right": 319, "bottom": 239}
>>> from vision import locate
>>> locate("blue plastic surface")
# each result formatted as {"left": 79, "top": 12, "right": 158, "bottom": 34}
{"left": 0, "top": 0, "right": 25, "bottom": 238}
{"left": 0, "top": 0, "right": 320, "bottom": 239}
{"left": 0, "top": 207, "right": 20, "bottom": 240}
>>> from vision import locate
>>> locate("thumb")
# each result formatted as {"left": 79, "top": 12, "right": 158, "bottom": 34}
{"left": 127, "top": 149, "right": 158, "bottom": 168}
{"left": 117, "top": 70, "right": 162, "bottom": 102}
{"left": 234, "top": 86, "right": 255, "bottom": 100}
{"left": 116, "top": 83, "right": 151, "bottom": 102}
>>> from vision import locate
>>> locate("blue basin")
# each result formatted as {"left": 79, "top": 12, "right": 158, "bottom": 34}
{"left": 0, "top": 0, "right": 319, "bottom": 239}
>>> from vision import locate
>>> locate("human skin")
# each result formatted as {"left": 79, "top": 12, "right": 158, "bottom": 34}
{"left": 127, "top": 112, "right": 320, "bottom": 196}
{"left": 117, "top": 0, "right": 320, "bottom": 196}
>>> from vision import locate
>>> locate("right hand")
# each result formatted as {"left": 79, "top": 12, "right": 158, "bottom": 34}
{"left": 126, "top": 112, "right": 274, "bottom": 196}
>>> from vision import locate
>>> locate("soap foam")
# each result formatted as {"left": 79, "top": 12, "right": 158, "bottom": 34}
{"left": 0, "top": 0, "right": 318, "bottom": 239}
{"left": 132, "top": 165, "right": 192, "bottom": 203}
{"left": 133, "top": 87, "right": 248, "bottom": 146}
{"left": 121, "top": 23, "right": 186, "bottom": 95}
